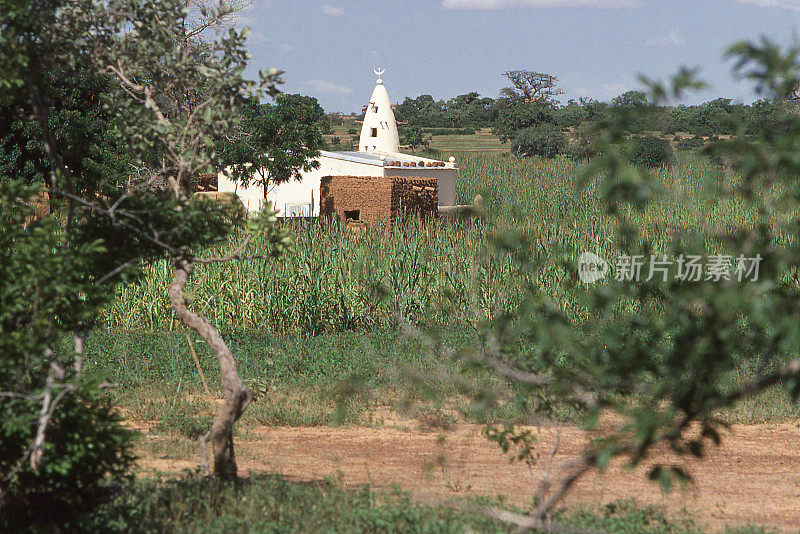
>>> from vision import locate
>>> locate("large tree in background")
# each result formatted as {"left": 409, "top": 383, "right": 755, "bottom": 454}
{"left": 492, "top": 70, "right": 564, "bottom": 143}
{"left": 499, "top": 70, "right": 564, "bottom": 106}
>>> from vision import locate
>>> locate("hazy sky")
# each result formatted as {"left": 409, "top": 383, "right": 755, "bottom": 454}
{"left": 235, "top": 0, "right": 800, "bottom": 113}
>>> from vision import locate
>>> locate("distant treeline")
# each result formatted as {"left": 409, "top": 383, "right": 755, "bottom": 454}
{"left": 391, "top": 90, "right": 795, "bottom": 141}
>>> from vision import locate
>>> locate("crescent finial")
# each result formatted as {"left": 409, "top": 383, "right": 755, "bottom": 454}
{"left": 374, "top": 67, "right": 385, "bottom": 77}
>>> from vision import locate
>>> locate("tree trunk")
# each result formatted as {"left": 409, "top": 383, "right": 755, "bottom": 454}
{"left": 168, "top": 256, "right": 253, "bottom": 478}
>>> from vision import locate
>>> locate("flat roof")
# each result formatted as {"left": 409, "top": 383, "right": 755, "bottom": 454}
{"left": 319, "top": 150, "right": 456, "bottom": 169}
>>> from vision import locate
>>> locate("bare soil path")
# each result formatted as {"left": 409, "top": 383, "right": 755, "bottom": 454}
{"left": 137, "top": 418, "right": 800, "bottom": 532}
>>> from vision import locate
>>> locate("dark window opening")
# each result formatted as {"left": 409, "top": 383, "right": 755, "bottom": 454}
{"left": 344, "top": 209, "right": 360, "bottom": 221}
{"left": 374, "top": 106, "right": 378, "bottom": 113}
{"left": 370, "top": 127, "right": 377, "bottom": 137}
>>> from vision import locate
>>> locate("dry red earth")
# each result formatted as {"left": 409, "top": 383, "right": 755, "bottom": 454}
{"left": 135, "top": 417, "right": 800, "bottom": 532}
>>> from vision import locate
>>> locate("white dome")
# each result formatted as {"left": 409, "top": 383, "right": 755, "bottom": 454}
{"left": 359, "top": 76, "right": 400, "bottom": 153}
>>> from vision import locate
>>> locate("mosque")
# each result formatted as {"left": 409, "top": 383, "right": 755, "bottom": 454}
{"left": 217, "top": 70, "right": 458, "bottom": 217}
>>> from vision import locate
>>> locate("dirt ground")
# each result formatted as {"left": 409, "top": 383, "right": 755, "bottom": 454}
{"left": 136, "top": 417, "right": 800, "bottom": 532}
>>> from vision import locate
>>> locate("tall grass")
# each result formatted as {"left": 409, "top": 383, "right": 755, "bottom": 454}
{"left": 100, "top": 153, "right": 772, "bottom": 335}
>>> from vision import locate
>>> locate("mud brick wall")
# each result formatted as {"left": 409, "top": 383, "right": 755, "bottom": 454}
{"left": 390, "top": 177, "right": 437, "bottom": 222}
{"left": 320, "top": 176, "right": 438, "bottom": 225}
{"left": 320, "top": 176, "right": 393, "bottom": 226}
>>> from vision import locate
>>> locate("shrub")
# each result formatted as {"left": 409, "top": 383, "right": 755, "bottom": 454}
{"left": 629, "top": 135, "right": 674, "bottom": 167}
{"left": 0, "top": 386, "right": 136, "bottom": 528}
{"left": 0, "top": 181, "right": 135, "bottom": 528}
{"left": 564, "top": 123, "right": 600, "bottom": 161}
{"left": 675, "top": 136, "right": 706, "bottom": 151}
{"left": 511, "top": 124, "right": 567, "bottom": 159}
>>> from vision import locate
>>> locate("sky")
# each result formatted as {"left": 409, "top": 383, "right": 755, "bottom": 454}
{"left": 234, "top": 0, "right": 800, "bottom": 113}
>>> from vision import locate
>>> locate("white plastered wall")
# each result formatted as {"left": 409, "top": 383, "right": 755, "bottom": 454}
{"left": 218, "top": 155, "right": 385, "bottom": 216}
{"left": 218, "top": 154, "right": 459, "bottom": 215}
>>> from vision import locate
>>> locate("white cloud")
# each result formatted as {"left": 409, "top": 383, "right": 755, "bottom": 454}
{"left": 737, "top": 0, "right": 800, "bottom": 10}
{"left": 645, "top": 30, "right": 685, "bottom": 47}
{"left": 442, "top": 0, "right": 642, "bottom": 9}
{"left": 321, "top": 4, "right": 345, "bottom": 16}
{"left": 302, "top": 78, "right": 353, "bottom": 95}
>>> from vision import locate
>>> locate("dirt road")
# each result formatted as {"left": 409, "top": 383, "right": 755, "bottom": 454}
{"left": 138, "top": 418, "right": 800, "bottom": 532}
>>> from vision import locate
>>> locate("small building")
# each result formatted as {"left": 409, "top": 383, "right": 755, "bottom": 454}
{"left": 217, "top": 70, "right": 457, "bottom": 216}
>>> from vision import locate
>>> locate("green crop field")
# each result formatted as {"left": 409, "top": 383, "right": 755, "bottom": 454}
{"left": 99, "top": 152, "right": 775, "bottom": 336}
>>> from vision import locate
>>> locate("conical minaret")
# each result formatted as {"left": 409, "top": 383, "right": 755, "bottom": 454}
{"left": 359, "top": 69, "right": 400, "bottom": 153}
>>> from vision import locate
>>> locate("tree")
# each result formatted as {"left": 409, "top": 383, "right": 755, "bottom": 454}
{"left": 0, "top": 181, "right": 135, "bottom": 526}
{"left": 399, "top": 125, "right": 430, "bottom": 153}
{"left": 0, "top": 62, "right": 131, "bottom": 196}
{"left": 219, "top": 93, "right": 326, "bottom": 189}
{"left": 499, "top": 70, "right": 564, "bottom": 107}
{"left": 0, "top": 0, "right": 308, "bottom": 484}
{"left": 402, "top": 39, "right": 800, "bottom": 532}
{"left": 492, "top": 103, "right": 556, "bottom": 143}
{"left": 511, "top": 124, "right": 566, "bottom": 159}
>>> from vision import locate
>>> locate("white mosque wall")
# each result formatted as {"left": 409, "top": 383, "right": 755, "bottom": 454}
{"left": 266, "top": 157, "right": 383, "bottom": 217}
{"left": 219, "top": 157, "right": 458, "bottom": 215}
{"left": 217, "top": 169, "right": 265, "bottom": 213}
{"left": 218, "top": 155, "right": 384, "bottom": 216}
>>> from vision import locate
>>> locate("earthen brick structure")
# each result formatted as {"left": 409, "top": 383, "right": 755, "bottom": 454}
{"left": 319, "top": 175, "right": 438, "bottom": 225}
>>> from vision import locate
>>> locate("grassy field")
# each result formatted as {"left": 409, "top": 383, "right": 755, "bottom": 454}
{"left": 427, "top": 128, "right": 509, "bottom": 153}
{"left": 99, "top": 152, "right": 766, "bottom": 336}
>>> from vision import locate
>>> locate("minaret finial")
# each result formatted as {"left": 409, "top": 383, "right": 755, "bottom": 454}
{"left": 374, "top": 67, "right": 385, "bottom": 85}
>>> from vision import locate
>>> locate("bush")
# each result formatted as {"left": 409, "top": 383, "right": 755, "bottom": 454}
{"left": 0, "top": 386, "right": 136, "bottom": 528}
{"left": 675, "top": 136, "right": 706, "bottom": 151}
{"left": 629, "top": 135, "right": 674, "bottom": 167}
{"left": 511, "top": 124, "right": 567, "bottom": 159}
{"left": 0, "top": 181, "right": 135, "bottom": 528}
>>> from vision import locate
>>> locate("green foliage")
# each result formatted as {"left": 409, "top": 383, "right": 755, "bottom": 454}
{"left": 675, "top": 136, "right": 706, "bottom": 151}
{"left": 511, "top": 123, "right": 567, "bottom": 158}
{"left": 0, "top": 180, "right": 135, "bottom": 524}
{"left": 395, "top": 92, "right": 498, "bottom": 129}
{"left": 0, "top": 387, "right": 136, "bottom": 529}
{"left": 0, "top": 61, "right": 131, "bottom": 194}
{"left": 70, "top": 474, "right": 511, "bottom": 533}
{"left": 219, "top": 94, "right": 325, "bottom": 187}
{"left": 0, "top": 0, "right": 302, "bottom": 496}
{"left": 399, "top": 125, "right": 430, "bottom": 152}
{"left": 437, "top": 37, "right": 800, "bottom": 496}
{"left": 493, "top": 103, "right": 555, "bottom": 143}
{"left": 67, "top": 474, "right": 725, "bottom": 533}
{"left": 630, "top": 135, "right": 675, "bottom": 167}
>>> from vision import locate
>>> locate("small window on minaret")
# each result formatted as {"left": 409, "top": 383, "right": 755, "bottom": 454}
{"left": 370, "top": 127, "right": 377, "bottom": 137}
{"left": 374, "top": 106, "right": 378, "bottom": 113}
